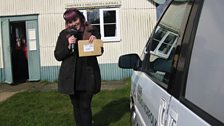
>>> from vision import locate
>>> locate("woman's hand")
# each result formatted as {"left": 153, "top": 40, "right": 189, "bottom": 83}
{"left": 89, "top": 35, "right": 96, "bottom": 43}
{"left": 67, "top": 35, "right": 77, "bottom": 49}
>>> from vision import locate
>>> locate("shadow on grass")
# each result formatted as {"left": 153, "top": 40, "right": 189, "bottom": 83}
{"left": 93, "top": 97, "right": 130, "bottom": 126}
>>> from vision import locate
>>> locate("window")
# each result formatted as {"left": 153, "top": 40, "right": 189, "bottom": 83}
{"left": 81, "top": 8, "right": 120, "bottom": 42}
{"left": 185, "top": 0, "right": 224, "bottom": 123}
{"left": 142, "top": 1, "right": 192, "bottom": 88}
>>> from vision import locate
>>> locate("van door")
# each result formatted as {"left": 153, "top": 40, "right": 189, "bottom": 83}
{"left": 133, "top": 0, "right": 194, "bottom": 125}
{"left": 167, "top": 0, "right": 224, "bottom": 125}
{"left": 132, "top": 71, "right": 171, "bottom": 126}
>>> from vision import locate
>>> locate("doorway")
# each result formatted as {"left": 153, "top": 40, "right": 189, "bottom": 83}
{"left": 1, "top": 15, "right": 40, "bottom": 84}
{"left": 10, "top": 22, "right": 29, "bottom": 83}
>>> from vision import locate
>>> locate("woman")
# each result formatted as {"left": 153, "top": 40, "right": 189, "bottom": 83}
{"left": 54, "top": 8, "right": 102, "bottom": 126}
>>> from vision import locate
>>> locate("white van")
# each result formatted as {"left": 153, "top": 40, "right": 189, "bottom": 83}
{"left": 118, "top": 0, "right": 224, "bottom": 126}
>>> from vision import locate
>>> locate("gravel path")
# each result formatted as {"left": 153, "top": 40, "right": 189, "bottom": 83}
{"left": 0, "top": 81, "right": 127, "bottom": 102}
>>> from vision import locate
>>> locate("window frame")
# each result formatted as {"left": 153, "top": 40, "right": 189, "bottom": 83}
{"left": 81, "top": 8, "right": 120, "bottom": 42}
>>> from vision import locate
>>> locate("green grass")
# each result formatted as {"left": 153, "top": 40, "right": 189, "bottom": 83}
{"left": 0, "top": 83, "right": 131, "bottom": 126}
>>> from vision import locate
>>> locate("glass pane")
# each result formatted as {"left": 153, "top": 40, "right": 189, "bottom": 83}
{"left": 154, "top": 27, "right": 167, "bottom": 41}
{"left": 104, "top": 24, "right": 116, "bottom": 37}
{"left": 151, "top": 27, "right": 168, "bottom": 51}
{"left": 158, "top": 43, "right": 172, "bottom": 54}
{"left": 158, "top": 33, "right": 177, "bottom": 54}
{"left": 87, "top": 9, "right": 100, "bottom": 24}
{"left": 103, "top": 10, "right": 116, "bottom": 23}
{"left": 150, "top": 39, "right": 160, "bottom": 51}
{"left": 164, "top": 33, "right": 177, "bottom": 45}
{"left": 143, "top": 0, "right": 192, "bottom": 87}
{"left": 185, "top": 0, "right": 224, "bottom": 123}
{"left": 92, "top": 24, "right": 100, "bottom": 33}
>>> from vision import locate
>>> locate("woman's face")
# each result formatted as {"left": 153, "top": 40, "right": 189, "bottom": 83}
{"left": 67, "top": 18, "right": 81, "bottom": 30}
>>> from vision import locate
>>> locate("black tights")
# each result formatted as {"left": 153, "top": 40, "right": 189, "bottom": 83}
{"left": 69, "top": 92, "right": 93, "bottom": 126}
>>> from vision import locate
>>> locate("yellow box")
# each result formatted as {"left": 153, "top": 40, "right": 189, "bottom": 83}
{"left": 78, "top": 39, "right": 103, "bottom": 57}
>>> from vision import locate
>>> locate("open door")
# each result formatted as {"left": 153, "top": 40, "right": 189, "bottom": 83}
{"left": 2, "top": 19, "right": 13, "bottom": 84}
{"left": 26, "top": 20, "right": 40, "bottom": 81}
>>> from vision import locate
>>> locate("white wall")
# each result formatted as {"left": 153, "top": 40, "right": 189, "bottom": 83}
{"left": 0, "top": 0, "right": 157, "bottom": 67}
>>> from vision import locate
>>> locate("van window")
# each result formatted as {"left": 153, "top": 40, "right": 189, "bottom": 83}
{"left": 185, "top": 0, "right": 224, "bottom": 123}
{"left": 142, "top": 0, "right": 192, "bottom": 88}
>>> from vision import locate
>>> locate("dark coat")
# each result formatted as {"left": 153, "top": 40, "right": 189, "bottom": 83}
{"left": 54, "top": 23, "right": 102, "bottom": 95}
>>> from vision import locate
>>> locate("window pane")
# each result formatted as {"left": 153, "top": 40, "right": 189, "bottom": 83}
{"left": 104, "top": 24, "right": 116, "bottom": 37}
{"left": 87, "top": 9, "right": 100, "bottom": 24}
{"left": 85, "top": 8, "right": 119, "bottom": 39}
{"left": 103, "top": 10, "right": 116, "bottom": 23}
{"left": 151, "top": 39, "right": 160, "bottom": 51}
{"left": 185, "top": 0, "right": 224, "bottom": 123}
{"left": 158, "top": 33, "right": 177, "bottom": 54}
{"left": 164, "top": 33, "right": 177, "bottom": 45}
{"left": 92, "top": 24, "right": 100, "bottom": 34}
{"left": 143, "top": 1, "right": 192, "bottom": 87}
{"left": 151, "top": 27, "right": 168, "bottom": 51}
{"left": 154, "top": 27, "right": 167, "bottom": 40}
{"left": 158, "top": 44, "right": 172, "bottom": 54}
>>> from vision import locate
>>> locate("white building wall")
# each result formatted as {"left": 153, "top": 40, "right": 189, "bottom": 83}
{"left": 122, "top": 0, "right": 156, "bottom": 53}
{"left": 0, "top": 0, "right": 157, "bottom": 81}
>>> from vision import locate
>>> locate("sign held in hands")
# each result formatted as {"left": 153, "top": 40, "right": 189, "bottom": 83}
{"left": 78, "top": 39, "right": 103, "bottom": 57}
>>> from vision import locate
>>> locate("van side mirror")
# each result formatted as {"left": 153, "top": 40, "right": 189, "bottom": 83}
{"left": 118, "top": 54, "right": 142, "bottom": 70}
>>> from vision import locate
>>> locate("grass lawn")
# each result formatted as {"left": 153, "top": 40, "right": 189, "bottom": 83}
{"left": 0, "top": 82, "right": 130, "bottom": 126}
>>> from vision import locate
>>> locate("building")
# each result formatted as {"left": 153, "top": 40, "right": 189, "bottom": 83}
{"left": 0, "top": 0, "right": 157, "bottom": 84}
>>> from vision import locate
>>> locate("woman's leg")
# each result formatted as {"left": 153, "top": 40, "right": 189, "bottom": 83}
{"left": 79, "top": 92, "right": 93, "bottom": 126}
{"left": 70, "top": 94, "right": 81, "bottom": 126}
{"left": 70, "top": 92, "right": 93, "bottom": 126}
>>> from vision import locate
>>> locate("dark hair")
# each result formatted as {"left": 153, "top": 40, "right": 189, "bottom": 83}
{"left": 63, "top": 8, "right": 85, "bottom": 24}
